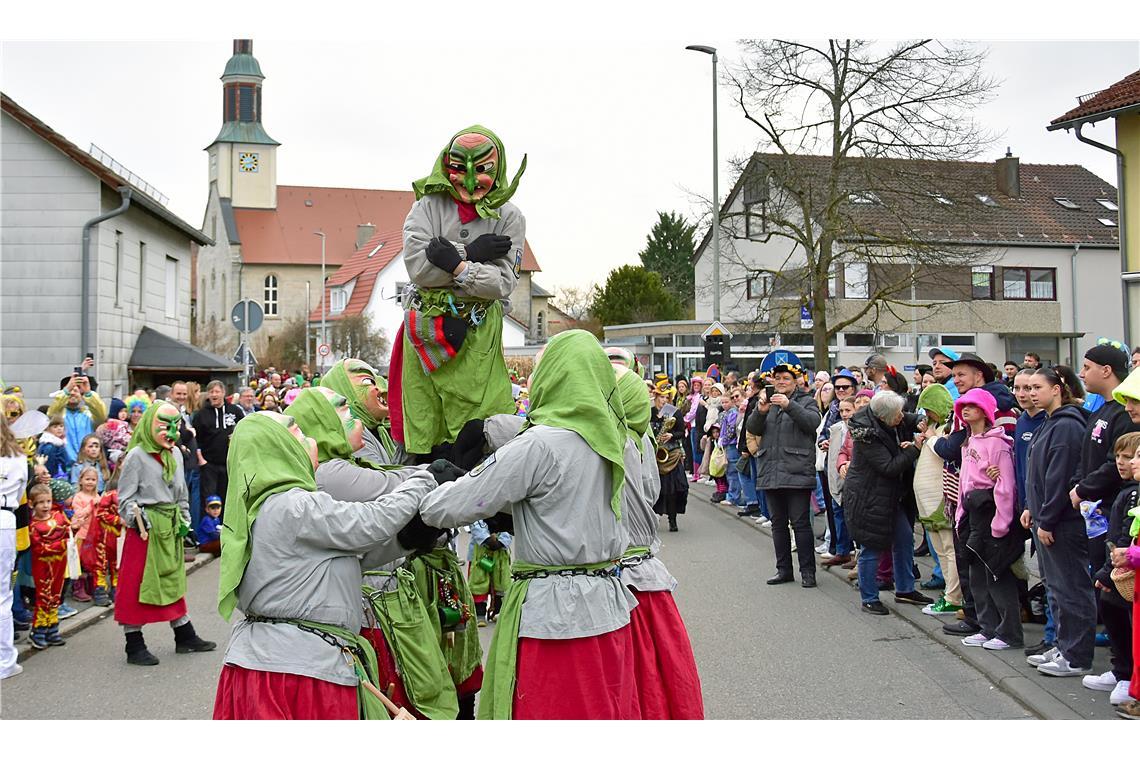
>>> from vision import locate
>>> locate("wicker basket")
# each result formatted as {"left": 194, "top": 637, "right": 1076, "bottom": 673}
{"left": 1111, "top": 566, "right": 1136, "bottom": 603}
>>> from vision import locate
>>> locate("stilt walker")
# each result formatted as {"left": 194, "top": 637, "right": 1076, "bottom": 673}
{"left": 615, "top": 367, "right": 704, "bottom": 718}
{"left": 113, "top": 403, "right": 214, "bottom": 665}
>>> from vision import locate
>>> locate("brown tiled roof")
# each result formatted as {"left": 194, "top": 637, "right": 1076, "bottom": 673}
{"left": 698, "top": 152, "right": 1119, "bottom": 257}
{"left": 234, "top": 185, "right": 540, "bottom": 271}
{"left": 307, "top": 228, "right": 402, "bottom": 322}
{"left": 1050, "top": 70, "right": 1140, "bottom": 128}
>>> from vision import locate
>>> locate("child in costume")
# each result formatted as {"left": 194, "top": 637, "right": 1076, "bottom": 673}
{"left": 418, "top": 330, "right": 640, "bottom": 720}
{"left": 81, "top": 486, "right": 121, "bottom": 607}
{"left": 113, "top": 402, "right": 214, "bottom": 665}
{"left": 468, "top": 518, "right": 512, "bottom": 625}
{"left": 213, "top": 412, "right": 438, "bottom": 720}
{"left": 320, "top": 359, "right": 403, "bottom": 467}
{"left": 615, "top": 366, "right": 704, "bottom": 719}
{"left": 68, "top": 465, "right": 101, "bottom": 602}
{"left": 28, "top": 483, "right": 68, "bottom": 649}
{"left": 197, "top": 495, "right": 222, "bottom": 557}
{"left": 389, "top": 125, "right": 526, "bottom": 459}
{"left": 36, "top": 416, "right": 71, "bottom": 478}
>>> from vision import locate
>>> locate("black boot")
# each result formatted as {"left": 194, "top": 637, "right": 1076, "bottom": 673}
{"left": 474, "top": 600, "right": 488, "bottom": 627}
{"left": 173, "top": 620, "right": 217, "bottom": 654}
{"left": 457, "top": 692, "right": 476, "bottom": 720}
{"left": 125, "top": 630, "right": 159, "bottom": 666}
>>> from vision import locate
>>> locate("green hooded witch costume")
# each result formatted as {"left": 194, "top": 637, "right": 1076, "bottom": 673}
{"left": 397, "top": 125, "right": 526, "bottom": 455}
{"left": 320, "top": 359, "right": 400, "bottom": 465}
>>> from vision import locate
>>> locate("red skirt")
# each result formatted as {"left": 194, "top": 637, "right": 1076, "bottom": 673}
{"left": 513, "top": 625, "right": 638, "bottom": 720}
{"left": 388, "top": 323, "right": 407, "bottom": 445}
{"left": 213, "top": 664, "right": 358, "bottom": 720}
{"left": 112, "top": 529, "right": 187, "bottom": 626}
{"left": 360, "top": 626, "right": 424, "bottom": 719}
{"left": 628, "top": 589, "right": 705, "bottom": 719}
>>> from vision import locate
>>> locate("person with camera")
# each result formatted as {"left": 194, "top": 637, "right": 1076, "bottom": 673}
{"left": 47, "top": 357, "right": 107, "bottom": 464}
{"left": 746, "top": 363, "right": 822, "bottom": 588}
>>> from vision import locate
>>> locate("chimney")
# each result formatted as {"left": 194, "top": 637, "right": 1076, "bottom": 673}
{"left": 995, "top": 147, "right": 1020, "bottom": 199}
{"left": 356, "top": 223, "right": 376, "bottom": 249}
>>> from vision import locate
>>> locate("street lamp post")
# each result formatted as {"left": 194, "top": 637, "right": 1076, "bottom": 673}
{"left": 305, "top": 280, "right": 312, "bottom": 370}
{"left": 686, "top": 44, "right": 720, "bottom": 323}
{"left": 313, "top": 231, "right": 327, "bottom": 370}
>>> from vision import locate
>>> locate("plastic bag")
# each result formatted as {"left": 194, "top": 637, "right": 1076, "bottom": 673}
{"left": 709, "top": 445, "right": 727, "bottom": 478}
{"left": 66, "top": 529, "right": 81, "bottom": 580}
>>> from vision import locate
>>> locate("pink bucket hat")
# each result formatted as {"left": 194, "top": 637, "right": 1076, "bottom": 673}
{"left": 953, "top": 387, "right": 996, "bottom": 427}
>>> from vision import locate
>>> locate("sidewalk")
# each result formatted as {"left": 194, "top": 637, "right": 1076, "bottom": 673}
{"left": 695, "top": 480, "right": 1121, "bottom": 720}
{"left": 13, "top": 550, "right": 217, "bottom": 664}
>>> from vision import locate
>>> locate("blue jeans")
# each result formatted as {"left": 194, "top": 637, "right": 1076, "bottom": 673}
{"left": 857, "top": 510, "right": 916, "bottom": 603}
{"left": 724, "top": 443, "right": 742, "bottom": 504}
{"left": 927, "top": 531, "right": 944, "bottom": 581}
{"left": 689, "top": 427, "right": 703, "bottom": 469}
{"left": 750, "top": 459, "right": 769, "bottom": 517}
{"left": 739, "top": 454, "right": 759, "bottom": 506}
{"left": 812, "top": 474, "right": 826, "bottom": 514}
{"left": 832, "top": 500, "right": 852, "bottom": 555}
{"left": 187, "top": 468, "right": 202, "bottom": 536}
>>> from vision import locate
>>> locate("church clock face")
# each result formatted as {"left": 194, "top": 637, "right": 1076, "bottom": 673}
{"left": 238, "top": 152, "right": 259, "bottom": 173}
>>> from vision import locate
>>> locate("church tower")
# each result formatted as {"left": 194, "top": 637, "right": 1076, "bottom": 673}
{"left": 206, "top": 39, "right": 279, "bottom": 209}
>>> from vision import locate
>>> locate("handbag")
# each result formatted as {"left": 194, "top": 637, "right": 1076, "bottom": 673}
{"left": 65, "top": 528, "right": 81, "bottom": 580}
{"left": 709, "top": 445, "right": 727, "bottom": 478}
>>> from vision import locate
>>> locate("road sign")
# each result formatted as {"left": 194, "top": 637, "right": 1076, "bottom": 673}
{"left": 800, "top": 305, "right": 813, "bottom": 330}
{"left": 232, "top": 343, "right": 257, "bottom": 367}
{"left": 318, "top": 343, "right": 331, "bottom": 358}
{"left": 230, "top": 299, "right": 264, "bottom": 334}
{"left": 701, "top": 320, "right": 733, "bottom": 339}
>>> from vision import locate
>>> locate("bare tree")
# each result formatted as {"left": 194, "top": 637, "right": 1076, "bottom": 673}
{"left": 717, "top": 39, "right": 998, "bottom": 365}
{"left": 552, "top": 285, "right": 596, "bottom": 322}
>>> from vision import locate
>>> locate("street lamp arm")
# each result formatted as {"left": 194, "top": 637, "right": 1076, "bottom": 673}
{"left": 686, "top": 45, "right": 717, "bottom": 56}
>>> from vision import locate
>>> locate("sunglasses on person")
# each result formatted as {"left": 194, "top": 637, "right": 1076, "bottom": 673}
{"left": 834, "top": 383, "right": 855, "bottom": 393}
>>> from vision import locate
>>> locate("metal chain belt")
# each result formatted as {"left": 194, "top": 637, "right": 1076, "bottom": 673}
{"left": 245, "top": 614, "right": 349, "bottom": 653}
{"left": 405, "top": 286, "right": 489, "bottom": 327}
{"left": 511, "top": 566, "right": 620, "bottom": 581}
{"left": 618, "top": 552, "right": 655, "bottom": 569}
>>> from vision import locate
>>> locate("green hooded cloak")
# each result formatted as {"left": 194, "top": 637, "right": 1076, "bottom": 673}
{"left": 320, "top": 359, "right": 397, "bottom": 459}
{"left": 285, "top": 388, "right": 355, "bottom": 464}
{"left": 126, "top": 403, "right": 180, "bottom": 483}
{"left": 916, "top": 383, "right": 953, "bottom": 426}
{"left": 524, "top": 329, "right": 626, "bottom": 520}
{"left": 615, "top": 368, "right": 652, "bottom": 441}
{"left": 217, "top": 414, "right": 318, "bottom": 621}
{"left": 411, "top": 125, "right": 527, "bottom": 221}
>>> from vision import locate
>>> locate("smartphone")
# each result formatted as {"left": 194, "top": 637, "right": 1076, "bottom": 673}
{"left": 763, "top": 384, "right": 775, "bottom": 399}
{"left": 85, "top": 352, "right": 95, "bottom": 364}
{"left": 74, "top": 366, "right": 85, "bottom": 377}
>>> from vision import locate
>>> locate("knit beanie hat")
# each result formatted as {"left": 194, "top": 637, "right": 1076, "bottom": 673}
{"left": 1085, "top": 342, "right": 1129, "bottom": 380}
{"left": 954, "top": 387, "right": 997, "bottom": 427}
{"left": 50, "top": 478, "right": 76, "bottom": 503}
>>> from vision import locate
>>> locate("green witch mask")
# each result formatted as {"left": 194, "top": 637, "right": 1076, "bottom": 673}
{"left": 156, "top": 411, "right": 181, "bottom": 449}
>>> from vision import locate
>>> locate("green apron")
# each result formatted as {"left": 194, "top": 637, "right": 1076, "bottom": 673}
{"left": 137, "top": 504, "right": 187, "bottom": 606}
{"left": 400, "top": 299, "right": 514, "bottom": 455}
{"left": 468, "top": 542, "right": 512, "bottom": 597}
{"left": 478, "top": 560, "right": 619, "bottom": 720}
{"left": 409, "top": 547, "right": 484, "bottom": 690}
{"left": 247, "top": 616, "right": 390, "bottom": 721}
{"left": 362, "top": 568, "right": 459, "bottom": 720}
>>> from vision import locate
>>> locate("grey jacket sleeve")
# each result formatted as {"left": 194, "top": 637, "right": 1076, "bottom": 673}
{"left": 454, "top": 206, "right": 523, "bottom": 301}
{"left": 640, "top": 434, "right": 661, "bottom": 505}
{"left": 294, "top": 470, "right": 436, "bottom": 555}
{"left": 419, "top": 434, "right": 556, "bottom": 528}
{"left": 175, "top": 459, "right": 190, "bottom": 526}
{"left": 402, "top": 199, "right": 452, "bottom": 289}
{"left": 746, "top": 408, "right": 768, "bottom": 437}
{"left": 315, "top": 458, "right": 421, "bottom": 501}
{"left": 117, "top": 449, "right": 141, "bottom": 524}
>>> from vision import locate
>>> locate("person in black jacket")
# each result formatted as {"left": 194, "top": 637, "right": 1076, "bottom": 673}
{"left": 191, "top": 380, "right": 244, "bottom": 517}
{"left": 651, "top": 383, "right": 688, "bottom": 532}
{"left": 1070, "top": 343, "right": 1139, "bottom": 510}
{"left": 746, "top": 363, "right": 821, "bottom": 587}
{"left": 842, "top": 392, "right": 932, "bottom": 614}
{"left": 1024, "top": 368, "right": 1096, "bottom": 677}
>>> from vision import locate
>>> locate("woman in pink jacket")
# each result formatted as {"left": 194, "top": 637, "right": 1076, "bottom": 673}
{"left": 953, "top": 387, "right": 1023, "bottom": 651}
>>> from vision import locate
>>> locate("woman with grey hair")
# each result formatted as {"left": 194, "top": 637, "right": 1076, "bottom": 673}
{"left": 841, "top": 392, "right": 934, "bottom": 615}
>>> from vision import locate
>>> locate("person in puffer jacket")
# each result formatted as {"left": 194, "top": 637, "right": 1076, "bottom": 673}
{"left": 954, "top": 388, "right": 1023, "bottom": 651}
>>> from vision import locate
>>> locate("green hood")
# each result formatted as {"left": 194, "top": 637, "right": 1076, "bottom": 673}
{"left": 411, "top": 125, "right": 527, "bottom": 221}
{"left": 917, "top": 383, "right": 953, "bottom": 425}
{"left": 320, "top": 359, "right": 396, "bottom": 459}
{"left": 524, "top": 330, "right": 626, "bottom": 520}
{"left": 615, "top": 368, "right": 651, "bottom": 441}
{"left": 1113, "top": 367, "right": 1140, "bottom": 406}
{"left": 218, "top": 414, "right": 318, "bottom": 621}
{"left": 285, "top": 388, "right": 354, "bottom": 464}
{"left": 126, "top": 403, "right": 179, "bottom": 483}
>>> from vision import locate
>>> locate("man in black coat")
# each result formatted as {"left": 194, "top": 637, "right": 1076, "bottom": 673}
{"left": 746, "top": 364, "right": 821, "bottom": 587}
{"left": 1070, "top": 343, "right": 1139, "bottom": 508}
{"left": 191, "top": 380, "right": 245, "bottom": 517}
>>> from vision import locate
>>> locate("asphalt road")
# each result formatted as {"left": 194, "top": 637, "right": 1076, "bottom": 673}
{"left": 1, "top": 492, "right": 1038, "bottom": 719}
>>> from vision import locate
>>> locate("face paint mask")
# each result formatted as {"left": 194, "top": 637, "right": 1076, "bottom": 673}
{"left": 156, "top": 412, "right": 181, "bottom": 448}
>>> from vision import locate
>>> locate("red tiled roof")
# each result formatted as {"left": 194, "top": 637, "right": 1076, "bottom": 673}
{"left": 234, "top": 184, "right": 540, "bottom": 271}
{"left": 1050, "top": 70, "right": 1140, "bottom": 127}
{"left": 307, "top": 228, "right": 402, "bottom": 322}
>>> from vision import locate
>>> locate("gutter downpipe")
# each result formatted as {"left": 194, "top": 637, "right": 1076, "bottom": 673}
{"left": 1074, "top": 123, "right": 1129, "bottom": 346}
{"left": 81, "top": 186, "right": 132, "bottom": 358}
{"left": 1071, "top": 243, "right": 1080, "bottom": 364}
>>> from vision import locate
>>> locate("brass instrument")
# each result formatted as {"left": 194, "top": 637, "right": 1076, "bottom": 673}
{"left": 655, "top": 416, "right": 683, "bottom": 474}
{"left": 655, "top": 416, "right": 676, "bottom": 464}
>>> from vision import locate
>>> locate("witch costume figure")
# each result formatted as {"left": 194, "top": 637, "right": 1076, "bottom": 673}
{"left": 388, "top": 125, "right": 526, "bottom": 460}
{"left": 320, "top": 358, "right": 404, "bottom": 467}
{"left": 113, "top": 403, "right": 215, "bottom": 665}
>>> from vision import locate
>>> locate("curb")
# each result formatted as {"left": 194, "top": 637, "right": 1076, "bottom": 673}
{"left": 700, "top": 487, "right": 1090, "bottom": 720}
{"left": 14, "top": 551, "right": 216, "bottom": 664}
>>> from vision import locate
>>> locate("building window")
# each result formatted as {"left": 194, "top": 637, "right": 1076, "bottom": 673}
{"left": 114, "top": 231, "right": 123, "bottom": 306}
{"left": 827, "top": 264, "right": 837, "bottom": 298}
{"left": 848, "top": 192, "right": 880, "bottom": 205}
{"left": 1096, "top": 198, "right": 1119, "bottom": 211}
{"left": 1052, "top": 197, "right": 1080, "bottom": 210}
{"left": 976, "top": 194, "right": 999, "bottom": 207}
{"left": 745, "top": 206, "right": 768, "bottom": 239}
{"left": 845, "top": 333, "right": 874, "bottom": 347}
{"left": 1002, "top": 267, "right": 1055, "bottom": 301}
{"left": 1098, "top": 218, "right": 1118, "bottom": 227}
{"left": 971, "top": 266, "right": 994, "bottom": 300}
{"left": 138, "top": 242, "right": 147, "bottom": 312}
{"left": 941, "top": 334, "right": 976, "bottom": 347}
{"left": 929, "top": 192, "right": 953, "bottom": 205}
{"left": 263, "top": 274, "right": 279, "bottom": 316}
{"left": 165, "top": 257, "right": 178, "bottom": 319}
{"left": 746, "top": 273, "right": 773, "bottom": 300}
{"left": 330, "top": 287, "right": 347, "bottom": 315}
{"left": 844, "top": 262, "right": 869, "bottom": 299}
{"left": 536, "top": 311, "right": 545, "bottom": 339}
{"left": 394, "top": 281, "right": 410, "bottom": 306}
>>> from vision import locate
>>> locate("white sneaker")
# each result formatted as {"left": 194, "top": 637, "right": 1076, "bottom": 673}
{"left": 754, "top": 517, "right": 771, "bottom": 526}
{"left": 815, "top": 543, "right": 829, "bottom": 555}
{"left": 1082, "top": 671, "right": 1118, "bottom": 692}
{"left": 962, "top": 633, "right": 989, "bottom": 647}
{"left": 0, "top": 663, "right": 23, "bottom": 680}
{"left": 1110, "top": 680, "right": 1133, "bottom": 706}
{"left": 982, "top": 638, "right": 1011, "bottom": 651}
{"left": 1037, "top": 654, "right": 1093, "bottom": 677}
{"left": 1026, "top": 647, "right": 1060, "bottom": 667}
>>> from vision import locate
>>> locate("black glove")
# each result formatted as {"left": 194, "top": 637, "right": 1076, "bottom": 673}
{"left": 484, "top": 535, "right": 503, "bottom": 551}
{"left": 452, "top": 418, "right": 488, "bottom": 470}
{"left": 425, "top": 237, "right": 462, "bottom": 273}
{"left": 397, "top": 512, "right": 447, "bottom": 553}
{"left": 485, "top": 512, "right": 514, "bottom": 535}
{"left": 464, "top": 234, "right": 513, "bottom": 263}
{"left": 427, "top": 459, "right": 467, "bottom": 485}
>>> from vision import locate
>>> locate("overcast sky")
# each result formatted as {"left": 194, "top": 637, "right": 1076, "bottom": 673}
{"left": 2, "top": 36, "right": 1137, "bottom": 292}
